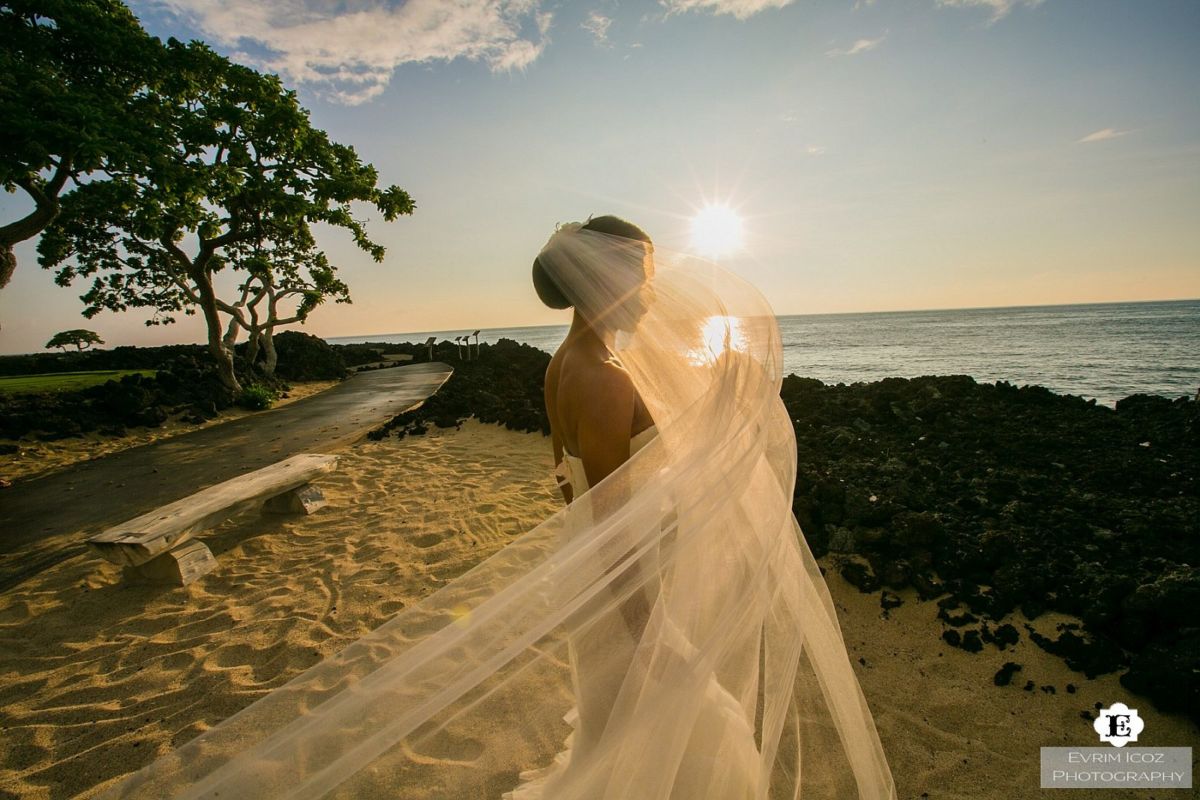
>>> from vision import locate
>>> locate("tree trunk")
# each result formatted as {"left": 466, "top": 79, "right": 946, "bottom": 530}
{"left": 222, "top": 314, "right": 240, "bottom": 352}
{"left": 245, "top": 328, "right": 262, "bottom": 367}
{"left": 0, "top": 245, "right": 15, "bottom": 290}
{"left": 191, "top": 266, "right": 241, "bottom": 393}
{"left": 261, "top": 328, "right": 278, "bottom": 377}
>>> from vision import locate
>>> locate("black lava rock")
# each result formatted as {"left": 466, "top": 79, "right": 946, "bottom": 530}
{"left": 271, "top": 331, "right": 349, "bottom": 381}
{"left": 959, "top": 629, "right": 984, "bottom": 653}
{"left": 1119, "top": 628, "right": 1200, "bottom": 721}
{"left": 994, "top": 661, "right": 1023, "bottom": 686}
{"left": 781, "top": 372, "right": 1198, "bottom": 724}
{"left": 839, "top": 560, "right": 881, "bottom": 593}
{"left": 1023, "top": 623, "right": 1126, "bottom": 678}
{"left": 366, "top": 338, "right": 551, "bottom": 440}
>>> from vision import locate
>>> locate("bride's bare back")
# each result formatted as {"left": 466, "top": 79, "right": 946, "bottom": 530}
{"left": 544, "top": 327, "right": 655, "bottom": 505}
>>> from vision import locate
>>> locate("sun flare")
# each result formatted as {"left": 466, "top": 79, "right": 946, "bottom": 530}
{"left": 687, "top": 315, "right": 748, "bottom": 366}
{"left": 689, "top": 204, "right": 745, "bottom": 258}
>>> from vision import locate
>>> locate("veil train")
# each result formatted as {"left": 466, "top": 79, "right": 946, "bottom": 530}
{"left": 102, "top": 230, "right": 897, "bottom": 800}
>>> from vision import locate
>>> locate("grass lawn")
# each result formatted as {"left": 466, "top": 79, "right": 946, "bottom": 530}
{"left": 0, "top": 370, "right": 158, "bottom": 395}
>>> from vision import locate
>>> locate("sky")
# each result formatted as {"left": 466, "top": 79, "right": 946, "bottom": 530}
{"left": 1, "top": 0, "right": 1198, "bottom": 354}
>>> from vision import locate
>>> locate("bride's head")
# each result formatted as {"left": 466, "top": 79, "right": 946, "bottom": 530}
{"left": 532, "top": 214, "right": 655, "bottom": 334}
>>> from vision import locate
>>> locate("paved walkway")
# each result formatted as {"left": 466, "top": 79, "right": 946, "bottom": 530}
{"left": 0, "top": 362, "right": 453, "bottom": 590}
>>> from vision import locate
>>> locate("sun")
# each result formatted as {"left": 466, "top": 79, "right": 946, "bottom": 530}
{"left": 689, "top": 204, "right": 745, "bottom": 259}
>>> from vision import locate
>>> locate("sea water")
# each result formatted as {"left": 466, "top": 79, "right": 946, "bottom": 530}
{"left": 328, "top": 299, "right": 1200, "bottom": 408}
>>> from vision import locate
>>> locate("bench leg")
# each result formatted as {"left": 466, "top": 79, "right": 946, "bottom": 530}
{"left": 263, "top": 482, "right": 328, "bottom": 515}
{"left": 125, "top": 539, "right": 217, "bottom": 586}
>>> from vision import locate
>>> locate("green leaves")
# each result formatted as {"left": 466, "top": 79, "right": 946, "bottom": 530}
{"left": 1, "top": 1, "right": 167, "bottom": 286}
{"left": 31, "top": 6, "right": 413, "bottom": 386}
{"left": 2, "top": 1, "right": 166, "bottom": 177}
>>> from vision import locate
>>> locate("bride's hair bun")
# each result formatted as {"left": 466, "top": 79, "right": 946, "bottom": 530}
{"left": 532, "top": 214, "right": 652, "bottom": 310}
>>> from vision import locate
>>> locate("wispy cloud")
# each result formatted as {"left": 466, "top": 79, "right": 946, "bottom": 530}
{"left": 935, "top": 0, "right": 1045, "bottom": 23}
{"left": 152, "top": 0, "right": 553, "bottom": 105}
{"left": 582, "top": 11, "right": 613, "bottom": 47}
{"left": 1077, "top": 128, "right": 1132, "bottom": 144}
{"left": 659, "top": 0, "right": 796, "bottom": 21}
{"left": 826, "top": 32, "right": 887, "bottom": 57}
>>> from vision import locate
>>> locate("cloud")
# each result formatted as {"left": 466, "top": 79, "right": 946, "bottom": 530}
{"left": 935, "top": 0, "right": 1044, "bottom": 23}
{"left": 826, "top": 32, "right": 886, "bottom": 57}
{"left": 152, "top": 0, "right": 554, "bottom": 105}
{"left": 659, "top": 0, "right": 796, "bottom": 21}
{"left": 1077, "top": 128, "right": 1131, "bottom": 144}
{"left": 581, "top": 11, "right": 613, "bottom": 46}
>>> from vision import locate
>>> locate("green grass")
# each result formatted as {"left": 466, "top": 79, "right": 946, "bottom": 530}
{"left": 0, "top": 370, "right": 158, "bottom": 396}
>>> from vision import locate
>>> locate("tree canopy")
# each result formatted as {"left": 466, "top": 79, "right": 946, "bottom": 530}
{"left": 38, "top": 37, "right": 414, "bottom": 391}
{"left": 44, "top": 328, "right": 103, "bottom": 350}
{"left": 0, "top": 0, "right": 163, "bottom": 288}
{"left": 45, "top": 328, "right": 103, "bottom": 351}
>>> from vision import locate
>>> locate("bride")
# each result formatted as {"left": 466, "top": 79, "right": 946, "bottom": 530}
{"left": 503, "top": 215, "right": 896, "bottom": 799}
{"left": 103, "top": 215, "right": 896, "bottom": 800}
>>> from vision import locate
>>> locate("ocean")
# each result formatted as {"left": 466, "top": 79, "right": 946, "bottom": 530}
{"left": 327, "top": 298, "right": 1200, "bottom": 408}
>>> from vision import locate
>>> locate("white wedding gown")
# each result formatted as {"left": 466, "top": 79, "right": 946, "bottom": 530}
{"left": 504, "top": 424, "right": 761, "bottom": 800}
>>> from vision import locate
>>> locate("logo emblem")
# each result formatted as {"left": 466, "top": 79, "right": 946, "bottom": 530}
{"left": 1094, "top": 702, "right": 1144, "bottom": 747}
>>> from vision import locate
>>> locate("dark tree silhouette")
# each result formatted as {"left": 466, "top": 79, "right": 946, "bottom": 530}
{"left": 45, "top": 328, "right": 103, "bottom": 351}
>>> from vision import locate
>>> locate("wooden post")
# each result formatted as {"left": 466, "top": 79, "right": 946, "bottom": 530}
{"left": 263, "top": 483, "right": 328, "bottom": 514}
{"left": 472, "top": 329, "right": 481, "bottom": 359}
{"left": 126, "top": 539, "right": 217, "bottom": 586}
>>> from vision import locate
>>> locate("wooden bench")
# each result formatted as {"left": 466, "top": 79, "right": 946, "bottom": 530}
{"left": 86, "top": 453, "right": 339, "bottom": 586}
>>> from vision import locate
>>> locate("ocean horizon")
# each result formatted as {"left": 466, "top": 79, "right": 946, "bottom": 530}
{"left": 327, "top": 297, "right": 1200, "bottom": 408}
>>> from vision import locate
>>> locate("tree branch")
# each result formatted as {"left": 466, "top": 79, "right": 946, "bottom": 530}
{"left": 0, "top": 155, "right": 74, "bottom": 247}
{"left": 158, "top": 233, "right": 194, "bottom": 274}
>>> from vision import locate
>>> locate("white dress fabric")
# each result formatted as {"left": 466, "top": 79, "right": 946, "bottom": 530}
{"left": 505, "top": 425, "right": 761, "bottom": 800}
{"left": 104, "top": 226, "right": 897, "bottom": 800}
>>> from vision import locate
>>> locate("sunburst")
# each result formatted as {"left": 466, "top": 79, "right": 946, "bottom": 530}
{"left": 689, "top": 203, "right": 745, "bottom": 259}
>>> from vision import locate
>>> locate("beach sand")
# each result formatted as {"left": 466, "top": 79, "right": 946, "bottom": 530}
{"left": 0, "top": 419, "right": 1194, "bottom": 799}
{"left": 0, "top": 380, "right": 341, "bottom": 484}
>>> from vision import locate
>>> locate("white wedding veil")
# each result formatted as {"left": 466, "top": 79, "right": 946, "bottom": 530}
{"left": 102, "top": 223, "right": 896, "bottom": 799}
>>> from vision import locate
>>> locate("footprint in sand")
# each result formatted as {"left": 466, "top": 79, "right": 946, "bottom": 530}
{"left": 411, "top": 533, "right": 443, "bottom": 549}
{"left": 379, "top": 599, "right": 406, "bottom": 615}
{"left": 410, "top": 729, "right": 485, "bottom": 763}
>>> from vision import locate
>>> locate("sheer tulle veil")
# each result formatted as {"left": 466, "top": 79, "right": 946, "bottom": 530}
{"left": 103, "top": 223, "right": 897, "bottom": 799}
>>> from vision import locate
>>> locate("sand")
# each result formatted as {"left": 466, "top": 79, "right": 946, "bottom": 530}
{"left": 0, "top": 418, "right": 1195, "bottom": 799}
{"left": 0, "top": 380, "right": 341, "bottom": 484}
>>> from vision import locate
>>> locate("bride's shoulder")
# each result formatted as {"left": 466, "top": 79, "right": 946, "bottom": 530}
{"left": 554, "top": 341, "right": 627, "bottom": 379}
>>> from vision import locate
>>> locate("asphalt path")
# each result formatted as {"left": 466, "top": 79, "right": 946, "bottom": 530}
{"left": 0, "top": 361, "right": 453, "bottom": 591}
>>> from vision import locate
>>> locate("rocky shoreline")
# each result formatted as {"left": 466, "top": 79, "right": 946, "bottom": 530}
{"left": 370, "top": 338, "right": 1199, "bottom": 726}
{"left": 782, "top": 374, "right": 1197, "bottom": 726}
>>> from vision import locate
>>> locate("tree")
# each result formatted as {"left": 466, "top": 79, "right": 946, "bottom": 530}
{"left": 219, "top": 228, "right": 351, "bottom": 377}
{"left": 38, "top": 39, "right": 414, "bottom": 392}
{"left": 46, "top": 328, "right": 103, "bottom": 351}
{"left": 0, "top": 0, "right": 162, "bottom": 288}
